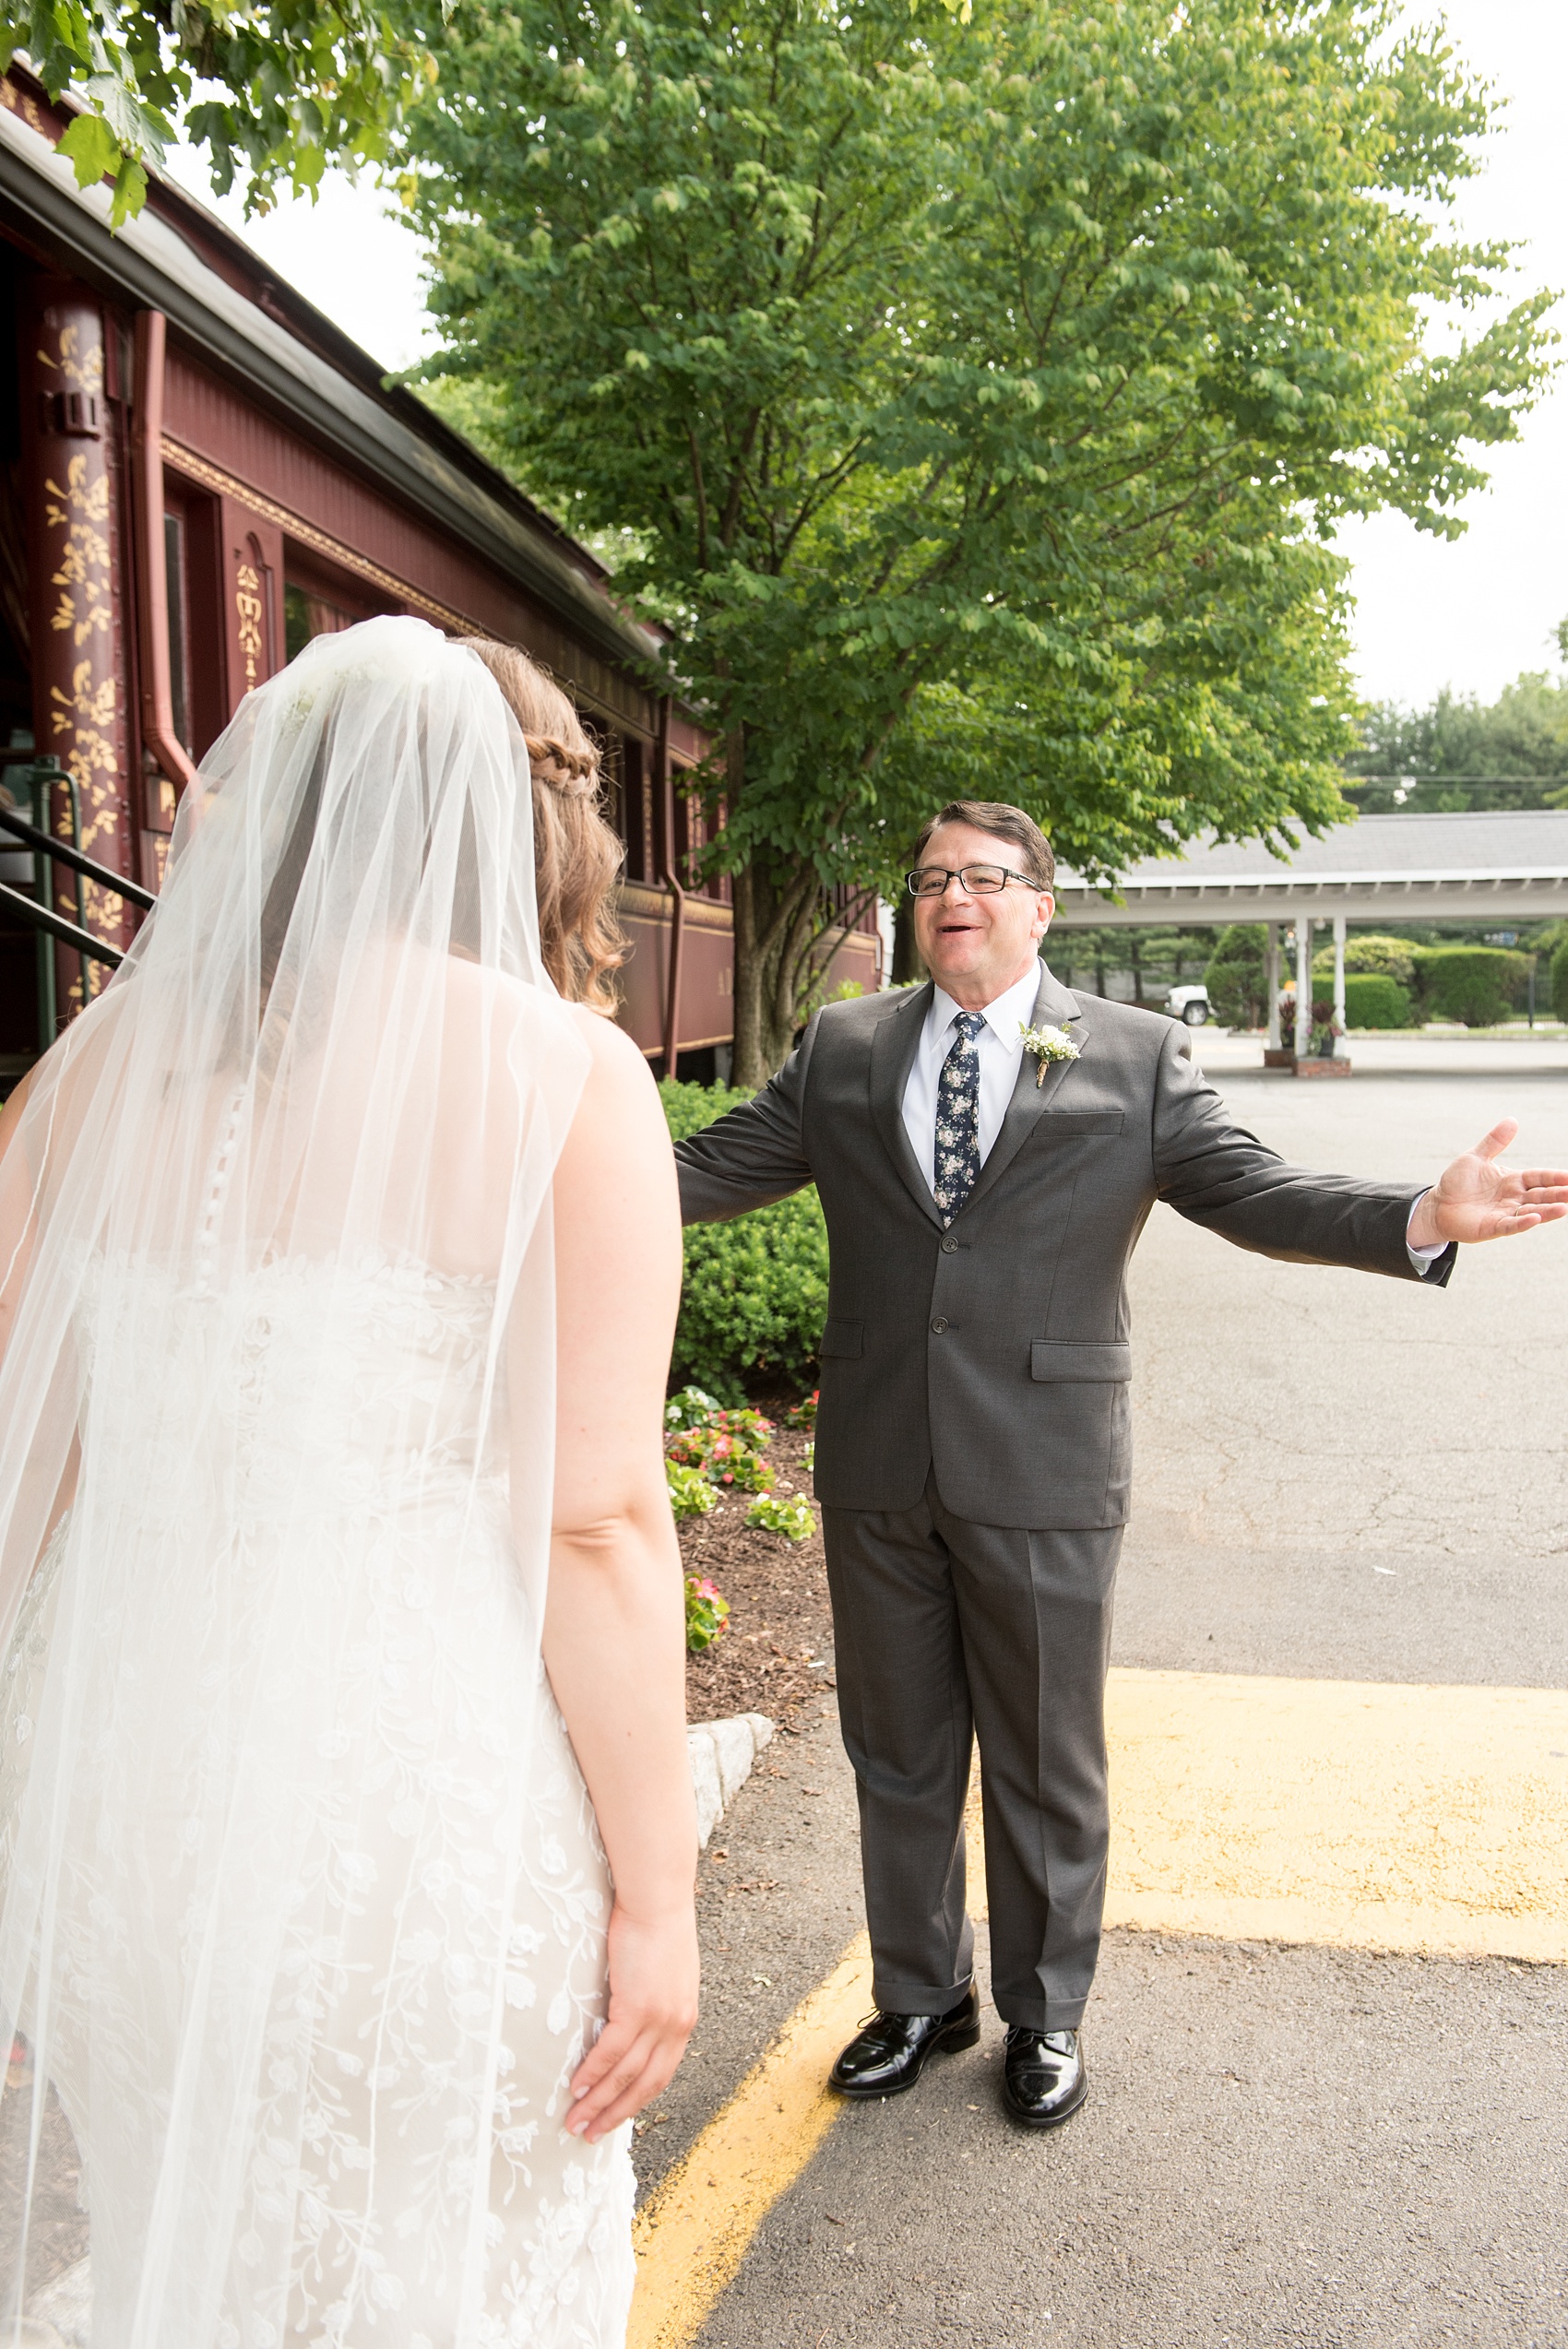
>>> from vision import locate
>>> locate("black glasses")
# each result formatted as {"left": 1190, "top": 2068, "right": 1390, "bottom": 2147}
{"left": 906, "top": 862, "right": 1041, "bottom": 898}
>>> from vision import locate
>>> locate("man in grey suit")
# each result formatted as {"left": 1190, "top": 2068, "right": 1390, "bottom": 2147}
{"left": 672, "top": 800, "right": 1568, "bottom": 2130}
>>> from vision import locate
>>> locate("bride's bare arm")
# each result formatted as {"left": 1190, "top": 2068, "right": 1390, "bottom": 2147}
{"left": 534, "top": 1010, "right": 698, "bottom": 2142}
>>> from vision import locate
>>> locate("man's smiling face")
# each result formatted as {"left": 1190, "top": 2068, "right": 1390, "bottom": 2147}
{"left": 910, "top": 820, "right": 1055, "bottom": 1008}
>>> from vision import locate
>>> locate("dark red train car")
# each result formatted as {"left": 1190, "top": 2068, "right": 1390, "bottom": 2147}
{"left": 0, "top": 66, "right": 882, "bottom": 1092}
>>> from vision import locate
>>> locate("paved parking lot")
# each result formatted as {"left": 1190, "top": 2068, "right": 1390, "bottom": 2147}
{"left": 639, "top": 1036, "right": 1568, "bottom": 2349}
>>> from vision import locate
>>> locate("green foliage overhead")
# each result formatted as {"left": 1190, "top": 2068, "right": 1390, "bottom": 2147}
{"left": 659, "top": 1079, "right": 826, "bottom": 1400}
{"left": 404, "top": 0, "right": 1554, "bottom": 1077}
{"left": 1347, "top": 666, "right": 1568, "bottom": 813}
{"left": 1, "top": 0, "right": 434, "bottom": 222}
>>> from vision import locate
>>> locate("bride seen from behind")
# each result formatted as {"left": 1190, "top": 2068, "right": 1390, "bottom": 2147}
{"left": 0, "top": 618, "right": 697, "bottom": 2345}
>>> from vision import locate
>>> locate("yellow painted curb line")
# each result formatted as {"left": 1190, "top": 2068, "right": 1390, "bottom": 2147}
{"left": 630, "top": 1667, "right": 1568, "bottom": 2346}
{"left": 626, "top": 1931, "right": 873, "bottom": 2349}
{"left": 1103, "top": 1668, "right": 1568, "bottom": 1961}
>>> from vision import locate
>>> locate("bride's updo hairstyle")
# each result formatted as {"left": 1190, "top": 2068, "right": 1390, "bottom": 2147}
{"left": 467, "top": 637, "right": 626, "bottom": 1014}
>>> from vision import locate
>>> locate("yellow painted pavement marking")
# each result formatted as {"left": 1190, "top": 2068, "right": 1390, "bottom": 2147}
{"left": 1099, "top": 1667, "right": 1568, "bottom": 1962}
{"left": 633, "top": 1668, "right": 1568, "bottom": 2343}
{"left": 627, "top": 1931, "right": 873, "bottom": 2349}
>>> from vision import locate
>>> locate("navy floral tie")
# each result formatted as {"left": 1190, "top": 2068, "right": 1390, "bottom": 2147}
{"left": 932, "top": 1011, "right": 986, "bottom": 1227}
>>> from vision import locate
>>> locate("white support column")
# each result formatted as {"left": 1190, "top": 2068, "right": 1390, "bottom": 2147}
{"left": 1265, "top": 921, "right": 1281, "bottom": 1047}
{"left": 1294, "top": 917, "right": 1312, "bottom": 1058}
{"left": 1333, "top": 913, "right": 1347, "bottom": 1032}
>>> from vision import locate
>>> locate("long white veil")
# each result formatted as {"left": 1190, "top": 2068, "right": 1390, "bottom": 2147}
{"left": 0, "top": 619, "right": 594, "bottom": 2342}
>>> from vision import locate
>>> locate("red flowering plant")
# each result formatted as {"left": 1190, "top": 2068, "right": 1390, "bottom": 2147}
{"left": 684, "top": 1575, "right": 731, "bottom": 1651}
{"left": 665, "top": 1393, "right": 777, "bottom": 1494}
{"left": 1277, "top": 996, "right": 1344, "bottom": 1058}
{"left": 784, "top": 1390, "right": 819, "bottom": 1430}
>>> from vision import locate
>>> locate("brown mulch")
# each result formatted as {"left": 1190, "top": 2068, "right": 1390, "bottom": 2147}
{"left": 681, "top": 1425, "right": 837, "bottom": 1733}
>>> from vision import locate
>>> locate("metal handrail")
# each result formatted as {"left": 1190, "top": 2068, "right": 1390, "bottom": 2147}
{"left": 0, "top": 804, "right": 156, "bottom": 911}
{"left": 0, "top": 880, "right": 123, "bottom": 967}
{"left": 1, "top": 760, "right": 148, "bottom": 1016}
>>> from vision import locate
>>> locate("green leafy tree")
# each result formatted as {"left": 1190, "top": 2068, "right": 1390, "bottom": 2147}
{"left": 404, "top": 0, "right": 1553, "bottom": 1079}
{"left": 1, "top": 0, "right": 434, "bottom": 221}
{"left": 1051, "top": 926, "right": 1216, "bottom": 1002}
{"left": 1204, "top": 923, "right": 1269, "bottom": 1029}
{"left": 1346, "top": 666, "right": 1568, "bottom": 813}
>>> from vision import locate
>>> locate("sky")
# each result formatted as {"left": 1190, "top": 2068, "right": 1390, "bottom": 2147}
{"left": 164, "top": 0, "right": 1568, "bottom": 718}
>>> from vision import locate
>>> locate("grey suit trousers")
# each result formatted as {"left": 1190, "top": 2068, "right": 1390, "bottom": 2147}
{"left": 825, "top": 1475, "right": 1121, "bottom": 2034}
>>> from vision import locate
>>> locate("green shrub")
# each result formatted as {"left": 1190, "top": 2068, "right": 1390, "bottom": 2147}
{"left": 1203, "top": 923, "right": 1267, "bottom": 1027}
{"left": 659, "top": 1078, "right": 828, "bottom": 1401}
{"left": 1552, "top": 936, "right": 1568, "bottom": 1021}
{"left": 1412, "top": 946, "right": 1531, "bottom": 1026}
{"left": 746, "top": 1492, "right": 818, "bottom": 1542}
{"left": 1311, "top": 933, "right": 1418, "bottom": 990}
{"left": 1340, "top": 973, "right": 1411, "bottom": 1029}
{"left": 659, "top": 1078, "right": 757, "bottom": 1143}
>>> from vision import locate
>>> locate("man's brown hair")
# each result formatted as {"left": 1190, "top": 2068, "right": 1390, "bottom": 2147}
{"left": 911, "top": 801, "right": 1055, "bottom": 890}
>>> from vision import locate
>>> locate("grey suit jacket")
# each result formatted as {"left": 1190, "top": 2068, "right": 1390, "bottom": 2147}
{"left": 673, "top": 966, "right": 1453, "bottom": 1529}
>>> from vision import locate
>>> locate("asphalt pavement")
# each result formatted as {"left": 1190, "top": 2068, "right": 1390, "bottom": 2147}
{"left": 647, "top": 1034, "right": 1568, "bottom": 2349}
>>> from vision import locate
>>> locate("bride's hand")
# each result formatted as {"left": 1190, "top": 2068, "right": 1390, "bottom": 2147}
{"left": 565, "top": 1900, "right": 700, "bottom": 2142}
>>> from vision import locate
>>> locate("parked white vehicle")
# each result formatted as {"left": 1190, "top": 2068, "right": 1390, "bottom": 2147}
{"left": 1166, "top": 983, "right": 1210, "bottom": 1026}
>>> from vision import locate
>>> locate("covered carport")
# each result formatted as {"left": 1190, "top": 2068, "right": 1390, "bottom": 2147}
{"left": 1050, "top": 808, "right": 1568, "bottom": 1054}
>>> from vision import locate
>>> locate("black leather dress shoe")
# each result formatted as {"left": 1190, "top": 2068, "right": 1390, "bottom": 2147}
{"left": 828, "top": 1986, "right": 981, "bottom": 2099}
{"left": 1001, "top": 2026, "right": 1087, "bottom": 2130}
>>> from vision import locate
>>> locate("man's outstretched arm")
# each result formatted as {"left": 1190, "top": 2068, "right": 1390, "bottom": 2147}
{"left": 1151, "top": 1030, "right": 1567, "bottom": 1279}
{"left": 671, "top": 1018, "right": 819, "bottom": 1225}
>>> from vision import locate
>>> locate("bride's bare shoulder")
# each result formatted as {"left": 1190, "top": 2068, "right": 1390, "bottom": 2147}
{"left": 565, "top": 1002, "right": 652, "bottom": 1074}
{"left": 562, "top": 1004, "right": 668, "bottom": 1131}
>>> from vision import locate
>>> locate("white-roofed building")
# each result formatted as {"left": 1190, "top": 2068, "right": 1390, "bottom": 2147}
{"left": 1049, "top": 808, "right": 1568, "bottom": 1053}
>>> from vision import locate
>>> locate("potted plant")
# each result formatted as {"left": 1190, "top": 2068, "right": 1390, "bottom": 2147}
{"left": 1295, "top": 998, "right": 1350, "bottom": 1078}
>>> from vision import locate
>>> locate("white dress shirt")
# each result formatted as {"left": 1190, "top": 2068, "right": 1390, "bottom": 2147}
{"left": 897, "top": 964, "right": 1447, "bottom": 1275}
{"left": 900, "top": 966, "right": 1043, "bottom": 1193}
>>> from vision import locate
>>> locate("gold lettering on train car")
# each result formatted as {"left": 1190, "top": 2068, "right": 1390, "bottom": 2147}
{"left": 235, "top": 561, "right": 265, "bottom": 689}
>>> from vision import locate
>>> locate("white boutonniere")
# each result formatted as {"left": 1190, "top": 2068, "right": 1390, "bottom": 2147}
{"left": 1020, "top": 1021, "right": 1080, "bottom": 1086}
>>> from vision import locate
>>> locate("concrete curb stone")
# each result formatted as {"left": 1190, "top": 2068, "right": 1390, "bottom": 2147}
{"left": 687, "top": 1713, "right": 774, "bottom": 1846}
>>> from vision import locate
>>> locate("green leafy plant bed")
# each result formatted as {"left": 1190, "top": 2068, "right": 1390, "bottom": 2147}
{"left": 661, "top": 1082, "right": 828, "bottom": 1404}
{"left": 679, "top": 1424, "right": 836, "bottom": 1734}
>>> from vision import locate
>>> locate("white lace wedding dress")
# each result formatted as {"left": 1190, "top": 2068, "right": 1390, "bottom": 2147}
{"left": 0, "top": 617, "right": 642, "bottom": 2346}
{"left": 0, "top": 1249, "right": 636, "bottom": 2347}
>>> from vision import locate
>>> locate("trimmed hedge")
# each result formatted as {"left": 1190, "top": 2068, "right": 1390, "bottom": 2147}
{"left": 659, "top": 1079, "right": 826, "bottom": 1403}
{"left": 1340, "top": 972, "right": 1410, "bottom": 1029}
{"left": 1311, "top": 932, "right": 1418, "bottom": 991}
{"left": 1414, "top": 945, "right": 1531, "bottom": 1026}
{"left": 1553, "top": 936, "right": 1568, "bottom": 1021}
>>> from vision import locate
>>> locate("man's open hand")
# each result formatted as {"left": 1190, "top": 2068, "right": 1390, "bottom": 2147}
{"left": 1407, "top": 1119, "right": 1568, "bottom": 1249}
